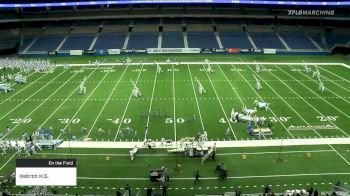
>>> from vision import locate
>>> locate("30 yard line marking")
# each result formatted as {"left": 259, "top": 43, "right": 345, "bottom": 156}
{"left": 114, "top": 64, "right": 145, "bottom": 141}
{"left": 202, "top": 64, "right": 237, "bottom": 140}
{"left": 57, "top": 65, "right": 113, "bottom": 139}
{"left": 86, "top": 65, "right": 130, "bottom": 137}
{"left": 230, "top": 64, "right": 294, "bottom": 138}
{"left": 1, "top": 66, "right": 88, "bottom": 140}
{"left": 0, "top": 68, "right": 69, "bottom": 122}
{"left": 187, "top": 64, "right": 205, "bottom": 131}
{"left": 267, "top": 64, "right": 349, "bottom": 137}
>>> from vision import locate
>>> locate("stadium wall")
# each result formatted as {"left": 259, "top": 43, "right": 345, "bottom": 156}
{"left": 17, "top": 48, "right": 330, "bottom": 58}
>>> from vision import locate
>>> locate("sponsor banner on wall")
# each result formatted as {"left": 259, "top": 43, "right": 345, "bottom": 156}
{"left": 108, "top": 49, "right": 121, "bottom": 55}
{"left": 147, "top": 48, "right": 201, "bottom": 54}
{"left": 201, "top": 48, "right": 213, "bottom": 54}
{"left": 264, "top": 48, "right": 276, "bottom": 54}
{"left": 213, "top": 48, "right": 227, "bottom": 53}
{"left": 83, "top": 49, "right": 96, "bottom": 54}
{"left": 69, "top": 50, "right": 83, "bottom": 56}
{"left": 47, "top": 51, "right": 57, "bottom": 56}
{"left": 122, "top": 49, "right": 147, "bottom": 54}
{"left": 227, "top": 48, "right": 240, "bottom": 54}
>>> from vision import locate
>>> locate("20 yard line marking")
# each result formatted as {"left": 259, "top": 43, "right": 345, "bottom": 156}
{"left": 266, "top": 64, "right": 349, "bottom": 137}
{"left": 87, "top": 65, "right": 130, "bottom": 137}
{"left": 187, "top": 64, "right": 205, "bottom": 131}
{"left": 202, "top": 64, "right": 237, "bottom": 140}
{"left": 1, "top": 66, "right": 88, "bottom": 140}
{"left": 57, "top": 65, "right": 113, "bottom": 139}
{"left": 114, "top": 64, "right": 145, "bottom": 141}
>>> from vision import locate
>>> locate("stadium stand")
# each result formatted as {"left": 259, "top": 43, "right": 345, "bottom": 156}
{"left": 187, "top": 24, "right": 219, "bottom": 48}
{"left": 127, "top": 24, "right": 159, "bottom": 49}
{"left": 248, "top": 25, "right": 286, "bottom": 49}
{"left": 217, "top": 25, "right": 253, "bottom": 49}
{"left": 162, "top": 24, "right": 184, "bottom": 48}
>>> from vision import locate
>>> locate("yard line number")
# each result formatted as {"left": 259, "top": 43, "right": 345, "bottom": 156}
{"left": 219, "top": 116, "right": 292, "bottom": 123}
{"left": 107, "top": 118, "right": 132, "bottom": 124}
{"left": 317, "top": 116, "right": 338, "bottom": 121}
{"left": 10, "top": 118, "right": 32, "bottom": 124}
{"left": 58, "top": 118, "right": 81, "bottom": 124}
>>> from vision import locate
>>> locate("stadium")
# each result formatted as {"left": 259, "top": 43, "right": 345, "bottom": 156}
{"left": 0, "top": 0, "right": 350, "bottom": 195}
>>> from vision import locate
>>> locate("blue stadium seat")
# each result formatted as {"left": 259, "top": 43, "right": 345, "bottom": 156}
{"left": 93, "top": 33, "right": 126, "bottom": 49}
{"left": 279, "top": 32, "right": 317, "bottom": 49}
{"left": 250, "top": 32, "right": 285, "bottom": 49}
{"left": 19, "top": 37, "right": 35, "bottom": 52}
{"left": 219, "top": 32, "right": 252, "bottom": 49}
{"left": 162, "top": 32, "right": 184, "bottom": 48}
{"left": 127, "top": 32, "right": 158, "bottom": 49}
{"left": 187, "top": 32, "right": 218, "bottom": 48}
{"left": 61, "top": 34, "right": 95, "bottom": 50}
{"left": 29, "top": 35, "right": 64, "bottom": 51}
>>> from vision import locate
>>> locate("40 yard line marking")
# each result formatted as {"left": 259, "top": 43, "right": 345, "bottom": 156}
{"left": 146, "top": 64, "right": 159, "bottom": 127}
{"left": 230, "top": 64, "right": 294, "bottom": 138}
{"left": 114, "top": 64, "right": 145, "bottom": 141}
{"left": 86, "top": 65, "right": 130, "bottom": 137}
{"left": 187, "top": 64, "right": 205, "bottom": 131}
{"left": 57, "top": 65, "right": 113, "bottom": 139}
{"left": 202, "top": 64, "right": 237, "bottom": 140}
{"left": 0, "top": 68, "right": 69, "bottom": 122}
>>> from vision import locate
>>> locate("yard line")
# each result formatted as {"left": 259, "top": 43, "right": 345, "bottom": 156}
{"left": 37, "top": 65, "right": 98, "bottom": 130}
{"left": 284, "top": 64, "right": 350, "bottom": 108}
{"left": 86, "top": 65, "right": 130, "bottom": 137}
{"left": 187, "top": 64, "right": 205, "bottom": 131}
{"left": 240, "top": 58, "right": 322, "bottom": 138}
{"left": 317, "top": 71, "right": 350, "bottom": 94}
{"left": 77, "top": 173, "right": 350, "bottom": 180}
{"left": 201, "top": 64, "right": 237, "bottom": 140}
{"left": 113, "top": 65, "right": 145, "bottom": 141}
{"left": 0, "top": 68, "right": 69, "bottom": 121}
{"left": 216, "top": 64, "right": 244, "bottom": 106}
{"left": 242, "top": 58, "right": 350, "bottom": 165}
{"left": 37, "top": 149, "right": 335, "bottom": 157}
{"left": 0, "top": 72, "right": 45, "bottom": 106}
{"left": 318, "top": 66, "right": 350, "bottom": 83}
{"left": 172, "top": 64, "right": 177, "bottom": 141}
{"left": 230, "top": 64, "right": 294, "bottom": 138}
{"left": 0, "top": 153, "right": 16, "bottom": 171}
{"left": 146, "top": 64, "right": 159, "bottom": 127}
{"left": 328, "top": 145, "right": 350, "bottom": 166}
{"left": 0, "top": 66, "right": 87, "bottom": 140}
{"left": 266, "top": 64, "right": 350, "bottom": 136}
{"left": 57, "top": 65, "right": 114, "bottom": 139}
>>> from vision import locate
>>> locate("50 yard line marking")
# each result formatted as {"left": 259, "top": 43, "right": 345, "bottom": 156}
{"left": 0, "top": 69, "right": 69, "bottom": 122}
{"left": 56, "top": 65, "right": 113, "bottom": 139}
{"left": 202, "top": 64, "right": 237, "bottom": 140}
{"left": 86, "top": 65, "right": 130, "bottom": 137}
{"left": 114, "top": 65, "right": 145, "bottom": 141}
{"left": 172, "top": 64, "right": 177, "bottom": 142}
{"left": 187, "top": 64, "right": 205, "bottom": 131}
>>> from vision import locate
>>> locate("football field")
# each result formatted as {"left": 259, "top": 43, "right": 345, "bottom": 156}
{"left": 0, "top": 54, "right": 350, "bottom": 195}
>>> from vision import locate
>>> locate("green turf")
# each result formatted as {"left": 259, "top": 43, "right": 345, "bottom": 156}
{"left": 0, "top": 54, "right": 350, "bottom": 195}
